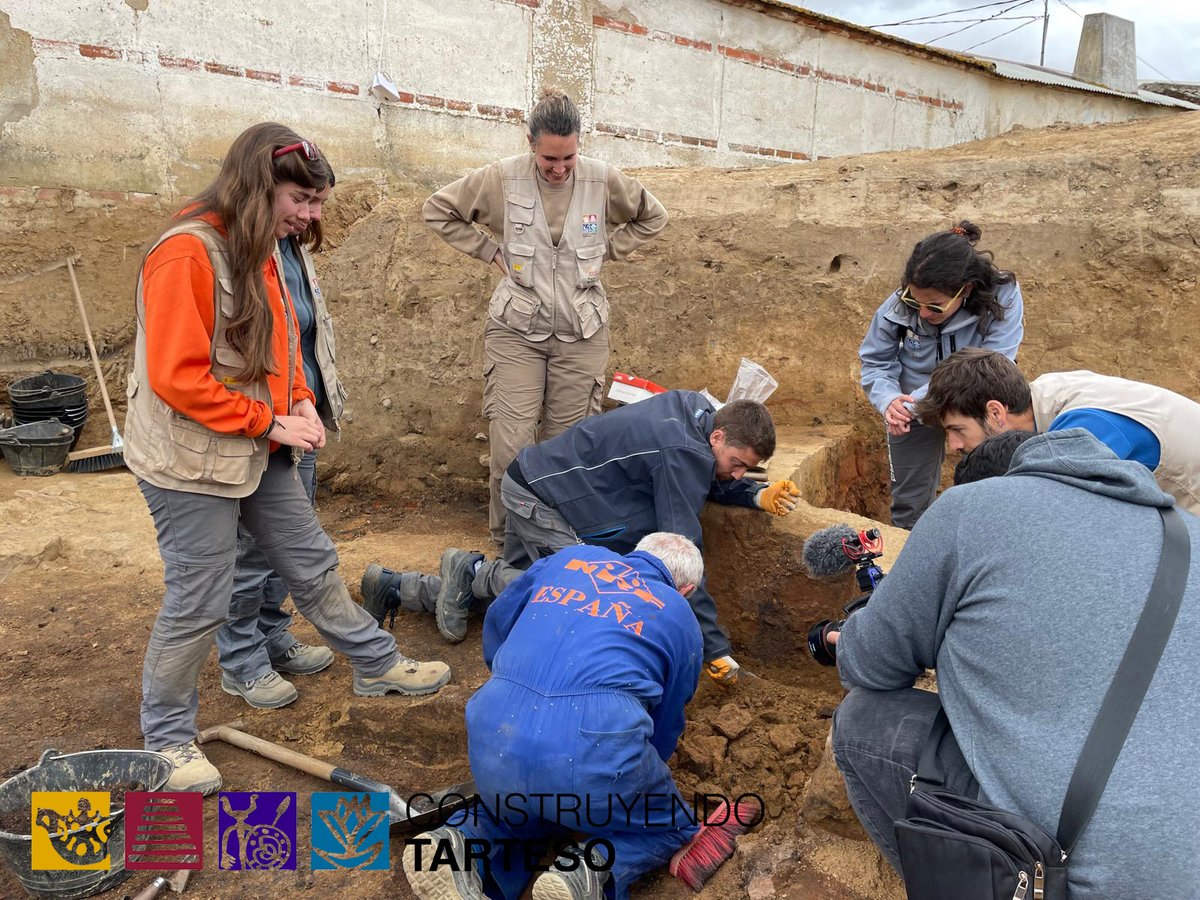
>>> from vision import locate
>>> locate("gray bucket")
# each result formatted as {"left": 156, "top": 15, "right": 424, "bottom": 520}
{"left": 0, "top": 420, "right": 74, "bottom": 476}
{"left": 0, "top": 748, "right": 172, "bottom": 898}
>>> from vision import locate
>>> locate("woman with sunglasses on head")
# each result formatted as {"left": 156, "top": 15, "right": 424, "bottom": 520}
{"left": 858, "top": 220, "right": 1023, "bottom": 528}
{"left": 126, "top": 122, "right": 450, "bottom": 795}
{"left": 213, "top": 139, "right": 348, "bottom": 711}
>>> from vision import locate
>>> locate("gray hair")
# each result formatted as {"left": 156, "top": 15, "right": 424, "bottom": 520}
{"left": 635, "top": 532, "right": 704, "bottom": 589}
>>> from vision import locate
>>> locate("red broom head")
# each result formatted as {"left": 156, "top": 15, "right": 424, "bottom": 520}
{"left": 668, "top": 797, "right": 763, "bottom": 892}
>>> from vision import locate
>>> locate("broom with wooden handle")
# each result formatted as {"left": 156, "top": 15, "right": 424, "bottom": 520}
{"left": 64, "top": 256, "right": 126, "bottom": 473}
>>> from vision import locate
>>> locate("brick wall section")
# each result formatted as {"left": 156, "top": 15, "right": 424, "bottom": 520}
{"left": 592, "top": 15, "right": 965, "bottom": 113}
{"left": 28, "top": 37, "right": 528, "bottom": 120}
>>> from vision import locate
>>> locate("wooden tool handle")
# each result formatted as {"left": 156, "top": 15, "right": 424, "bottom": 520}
{"left": 197, "top": 721, "right": 337, "bottom": 781}
{"left": 66, "top": 257, "right": 120, "bottom": 434}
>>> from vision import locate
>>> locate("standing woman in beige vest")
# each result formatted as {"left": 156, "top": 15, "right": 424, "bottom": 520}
{"left": 126, "top": 122, "right": 449, "bottom": 795}
{"left": 424, "top": 88, "right": 669, "bottom": 547}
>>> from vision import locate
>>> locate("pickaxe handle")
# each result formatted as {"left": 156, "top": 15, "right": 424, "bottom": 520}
{"left": 196, "top": 720, "right": 413, "bottom": 823}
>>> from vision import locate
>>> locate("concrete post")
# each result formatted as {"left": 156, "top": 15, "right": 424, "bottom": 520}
{"left": 531, "top": 0, "right": 594, "bottom": 134}
{"left": 1072, "top": 12, "right": 1137, "bottom": 94}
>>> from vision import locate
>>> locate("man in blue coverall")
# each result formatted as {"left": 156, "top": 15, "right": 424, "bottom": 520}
{"left": 400, "top": 533, "right": 708, "bottom": 900}
{"left": 363, "top": 391, "right": 801, "bottom": 683}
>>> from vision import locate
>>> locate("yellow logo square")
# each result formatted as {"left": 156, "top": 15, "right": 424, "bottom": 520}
{"left": 31, "top": 791, "right": 112, "bottom": 870}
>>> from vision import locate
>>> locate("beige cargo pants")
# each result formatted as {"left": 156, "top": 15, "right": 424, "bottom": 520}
{"left": 482, "top": 318, "right": 609, "bottom": 545}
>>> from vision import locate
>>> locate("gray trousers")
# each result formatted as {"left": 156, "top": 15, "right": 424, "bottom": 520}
{"left": 404, "top": 473, "right": 580, "bottom": 612}
{"left": 482, "top": 319, "right": 609, "bottom": 546}
{"left": 138, "top": 451, "right": 399, "bottom": 750}
{"left": 886, "top": 420, "right": 946, "bottom": 529}
{"left": 216, "top": 449, "right": 317, "bottom": 681}
{"left": 831, "top": 687, "right": 979, "bottom": 872}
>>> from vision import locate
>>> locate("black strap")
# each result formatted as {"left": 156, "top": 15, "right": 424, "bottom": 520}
{"left": 1055, "top": 506, "right": 1190, "bottom": 853}
{"left": 911, "top": 507, "right": 1190, "bottom": 856}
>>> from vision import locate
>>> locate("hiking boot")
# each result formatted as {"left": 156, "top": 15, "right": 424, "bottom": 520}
{"left": 361, "top": 563, "right": 404, "bottom": 627}
{"left": 402, "top": 825, "right": 484, "bottom": 900}
{"left": 532, "top": 843, "right": 610, "bottom": 900}
{"left": 436, "top": 548, "right": 484, "bottom": 643}
{"left": 274, "top": 642, "right": 335, "bottom": 675}
{"left": 221, "top": 670, "right": 299, "bottom": 709}
{"left": 159, "top": 742, "right": 222, "bottom": 796}
{"left": 353, "top": 656, "right": 451, "bottom": 697}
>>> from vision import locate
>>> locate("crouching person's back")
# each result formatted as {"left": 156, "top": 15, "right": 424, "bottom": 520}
{"left": 830, "top": 429, "right": 1200, "bottom": 899}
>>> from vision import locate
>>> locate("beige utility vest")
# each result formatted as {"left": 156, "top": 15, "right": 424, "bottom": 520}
{"left": 294, "top": 242, "right": 346, "bottom": 430}
{"left": 125, "top": 220, "right": 297, "bottom": 498}
{"left": 1031, "top": 370, "right": 1200, "bottom": 515}
{"left": 490, "top": 154, "right": 609, "bottom": 342}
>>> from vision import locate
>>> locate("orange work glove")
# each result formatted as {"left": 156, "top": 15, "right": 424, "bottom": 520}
{"left": 705, "top": 655, "right": 740, "bottom": 685}
{"left": 755, "top": 480, "right": 800, "bottom": 516}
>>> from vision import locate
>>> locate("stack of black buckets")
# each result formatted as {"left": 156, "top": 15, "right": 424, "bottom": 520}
{"left": 8, "top": 371, "right": 89, "bottom": 450}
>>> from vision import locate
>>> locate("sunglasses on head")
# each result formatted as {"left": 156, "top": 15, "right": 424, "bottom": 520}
{"left": 272, "top": 140, "right": 320, "bottom": 161}
{"left": 899, "top": 282, "right": 967, "bottom": 315}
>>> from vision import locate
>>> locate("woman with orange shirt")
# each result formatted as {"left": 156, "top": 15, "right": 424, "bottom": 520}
{"left": 125, "top": 123, "right": 450, "bottom": 794}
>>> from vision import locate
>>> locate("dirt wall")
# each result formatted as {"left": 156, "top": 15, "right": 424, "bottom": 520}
{"left": 3, "top": 114, "right": 1199, "bottom": 500}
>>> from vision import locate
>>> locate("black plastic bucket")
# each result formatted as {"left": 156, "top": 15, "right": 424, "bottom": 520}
{"left": 8, "top": 372, "right": 86, "bottom": 406}
{"left": 0, "top": 748, "right": 172, "bottom": 898}
{"left": 0, "top": 420, "right": 74, "bottom": 475}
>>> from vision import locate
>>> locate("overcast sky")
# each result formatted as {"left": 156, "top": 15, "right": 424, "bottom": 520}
{"left": 789, "top": 1, "right": 1200, "bottom": 83}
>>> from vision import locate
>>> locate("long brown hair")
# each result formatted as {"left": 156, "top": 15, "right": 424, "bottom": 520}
{"left": 169, "top": 122, "right": 334, "bottom": 381}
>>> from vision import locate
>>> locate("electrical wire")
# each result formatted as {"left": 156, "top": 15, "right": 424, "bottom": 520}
{"left": 929, "top": 0, "right": 1039, "bottom": 43}
{"left": 962, "top": 16, "right": 1042, "bottom": 51}
{"left": 871, "top": 0, "right": 1017, "bottom": 28}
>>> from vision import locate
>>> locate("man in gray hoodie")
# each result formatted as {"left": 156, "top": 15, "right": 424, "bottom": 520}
{"left": 831, "top": 429, "right": 1200, "bottom": 898}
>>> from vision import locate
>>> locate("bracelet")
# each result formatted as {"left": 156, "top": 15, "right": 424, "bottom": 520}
{"left": 260, "top": 415, "right": 278, "bottom": 439}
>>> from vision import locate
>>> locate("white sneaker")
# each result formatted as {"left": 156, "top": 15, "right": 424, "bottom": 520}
{"left": 160, "top": 741, "right": 222, "bottom": 795}
{"left": 221, "top": 670, "right": 299, "bottom": 709}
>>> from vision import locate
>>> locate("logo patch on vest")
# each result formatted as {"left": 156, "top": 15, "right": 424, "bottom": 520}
{"left": 904, "top": 333, "right": 921, "bottom": 350}
{"left": 582, "top": 214, "right": 599, "bottom": 235}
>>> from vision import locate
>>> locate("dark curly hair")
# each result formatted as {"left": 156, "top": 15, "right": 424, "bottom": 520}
{"left": 898, "top": 220, "right": 1017, "bottom": 335}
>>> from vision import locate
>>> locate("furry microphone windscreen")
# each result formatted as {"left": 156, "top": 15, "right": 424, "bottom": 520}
{"left": 801, "top": 524, "right": 860, "bottom": 578}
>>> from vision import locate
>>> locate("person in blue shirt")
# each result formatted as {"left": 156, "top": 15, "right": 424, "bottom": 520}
{"left": 401, "top": 533, "right": 709, "bottom": 900}
{"left": 916, "top": 347, "right": 1200, "bottom": 515}
{"left": 858, "top": 221, "right": 1024, "bottom": 529}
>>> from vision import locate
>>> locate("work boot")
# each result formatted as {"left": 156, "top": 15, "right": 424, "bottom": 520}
{"left": 274, "top": 642, "right": 335, "bottom": 675}
{"left": 353, "top": 656, "right": 451, "bottom": 697}
{"left": 159, "top": 742, "right": 222, "bottom": 796}
{"left": 361, "top": 563, "right": 404, "bottom": 627}
{"left": 435, "top": 548, "right": 484, "bottom": 643}
{"left": 531, "top": 843, "right": 610, "bottom": 900}
{"left": 221, "top": 670, "right": 299, "bottom": 709}
{"left": 402, "top": 825, "right": 484, "bottom": 900}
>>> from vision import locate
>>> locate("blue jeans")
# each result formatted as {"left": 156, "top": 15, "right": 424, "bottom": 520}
{"left": 217, "top": 450, "right": 317, "bottom": 682}
{"left": 831, "top": 687, "right": 978, "bottom": 872}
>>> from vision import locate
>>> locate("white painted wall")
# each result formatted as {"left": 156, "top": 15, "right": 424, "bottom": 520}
{"left": 0, "top": 0, "right": 1180, "bottom": 195}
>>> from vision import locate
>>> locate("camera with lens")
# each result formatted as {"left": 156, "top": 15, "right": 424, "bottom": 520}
{"left": 803, "top": 526, "right": 886, "bottom": 666}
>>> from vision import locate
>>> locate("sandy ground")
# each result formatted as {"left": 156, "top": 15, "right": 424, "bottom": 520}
{"left": 0, "top": 461, "right": 900, "bottom": 900}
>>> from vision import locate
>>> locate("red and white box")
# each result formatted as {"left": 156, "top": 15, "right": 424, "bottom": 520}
{"left": 608, "top": 371, "right": 668, "bottom": 405}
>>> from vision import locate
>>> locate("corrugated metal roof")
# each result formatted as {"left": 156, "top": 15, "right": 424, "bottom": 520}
{"left": 720, "top": 0, "right": 1199, "bottom": 110}
{"left": 985, "top": 58, "right": 1200, "bottom": 109}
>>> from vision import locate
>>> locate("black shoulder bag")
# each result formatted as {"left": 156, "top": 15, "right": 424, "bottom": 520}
{"left": 894, "top": 506, "right": 1190, "bottom": 900}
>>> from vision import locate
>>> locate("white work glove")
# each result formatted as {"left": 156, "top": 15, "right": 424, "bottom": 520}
{"left": 705, "top": 655, "right": 740, "bottom": 685}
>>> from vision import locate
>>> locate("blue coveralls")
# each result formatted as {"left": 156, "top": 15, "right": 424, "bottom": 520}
{"left": 458, "top": 544, "right": 703, "bottom": 900}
